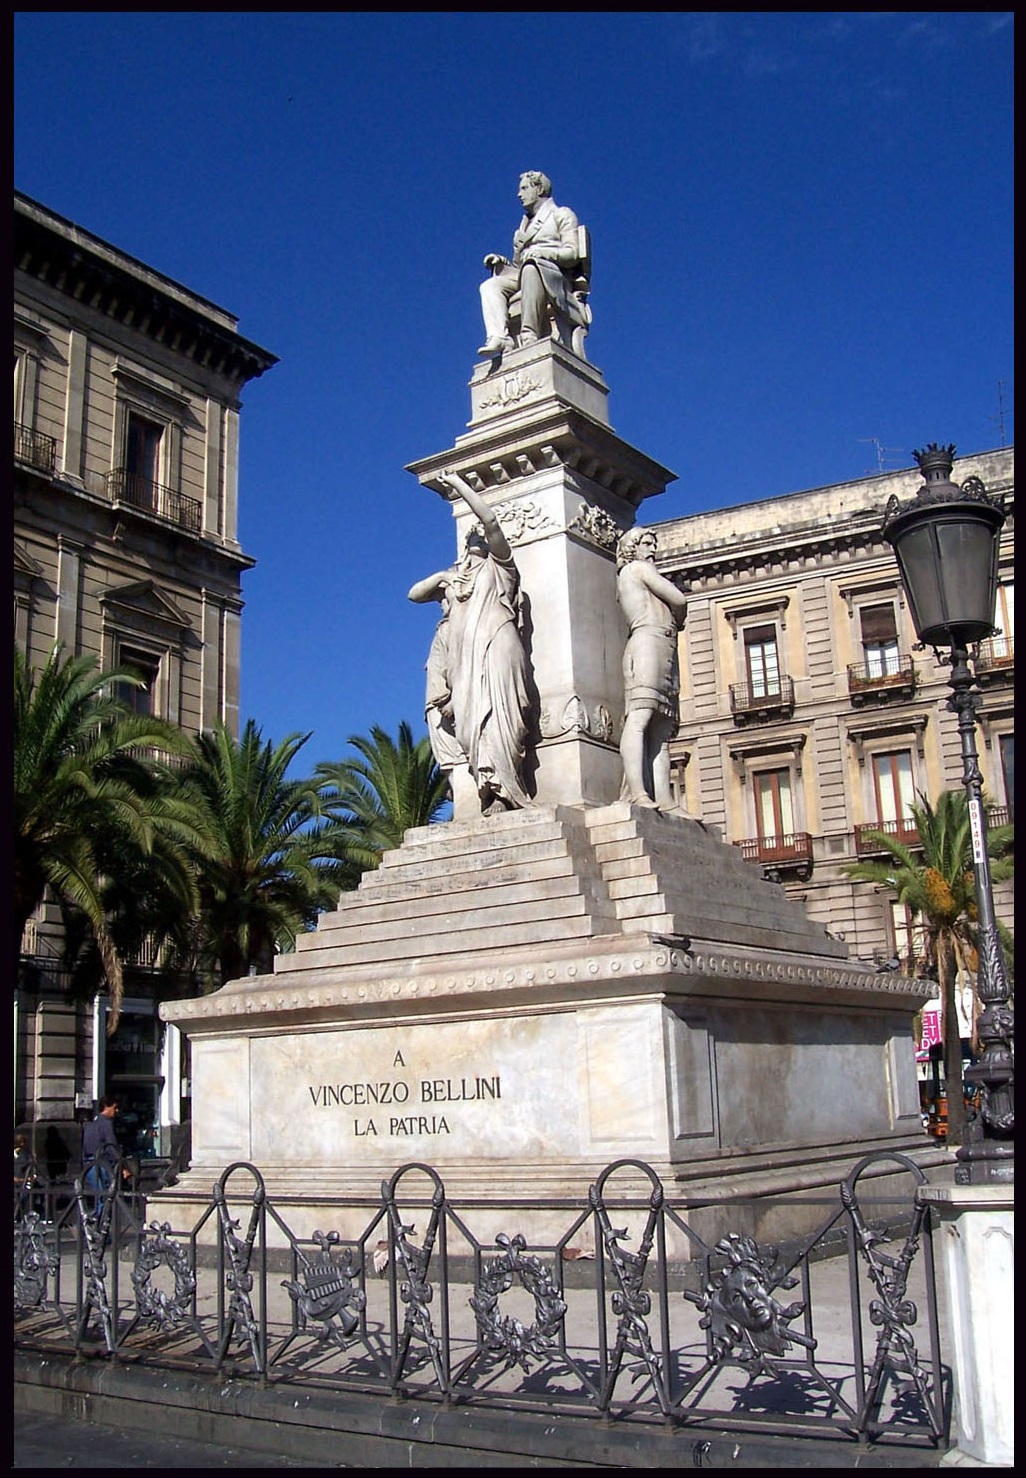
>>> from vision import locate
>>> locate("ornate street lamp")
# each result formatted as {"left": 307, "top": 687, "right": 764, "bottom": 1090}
{"left": 882, "top": 444, "right": 1012, "bottom": 1184}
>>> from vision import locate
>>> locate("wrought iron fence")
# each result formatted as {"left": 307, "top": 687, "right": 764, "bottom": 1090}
{"left": 733, "top": 832, "right": 813, "bottom": 866}
{"left": 106, "top": 468, "right": 202, "bottom": 533}
{"left": 729, "top": 676, "right": 795, "bottom": 718}
{"left": 14, "top": 1151, "right": 949, "bottom": 1450}
{"left": 846, "top": 656, "right": 916, "bottom": 691}
{"left": 974, "top": 634, "right": 1013, "bottom": 672}
{"left": 14, "top": 421, "right": 57, "bottom": 474}
{"left": 854, "top": 818, "right": 921, "bottom": 855}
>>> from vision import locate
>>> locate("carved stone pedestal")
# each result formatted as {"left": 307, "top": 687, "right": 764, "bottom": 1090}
{"left": 160, "top": 805, "right": 938, "bottom": 1250}
{"left": 919, "top": 1183, "right": 1014, "bottom": 1466}
{"left": 407, "top": 338, "right": 675, "bottom": 811}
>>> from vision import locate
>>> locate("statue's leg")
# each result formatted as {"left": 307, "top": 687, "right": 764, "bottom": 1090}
{"left": 620, "top": 709, "right": 657, "bottom": 808}
{"left": 480, "top": 273, "right": 516, "bottom": 348}
{"left": 519, "top": 264, "right": 548, "bottom": 343}
{"left": 449, "top": 763, "right": 481, "bottom": 821}
{"left": 650, "top": 713, "right": 677, "bottom": 811}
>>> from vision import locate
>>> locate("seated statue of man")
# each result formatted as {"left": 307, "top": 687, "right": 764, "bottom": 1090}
{"left": 479, "top": 171, "right": 588, "bottom": 356}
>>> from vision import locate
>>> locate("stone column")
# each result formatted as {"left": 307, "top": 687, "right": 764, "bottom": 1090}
{"left": 917, "top": 1183, "right": 1014, "bottom": 1465}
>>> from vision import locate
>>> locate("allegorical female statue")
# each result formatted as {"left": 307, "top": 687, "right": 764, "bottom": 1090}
{"left": 408, "top": 470, "right": 531, "bottom": 817}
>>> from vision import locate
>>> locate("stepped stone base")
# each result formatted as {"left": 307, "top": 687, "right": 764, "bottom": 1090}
{"left": 160, "top": 805, "right": 936, "bottom": 1248}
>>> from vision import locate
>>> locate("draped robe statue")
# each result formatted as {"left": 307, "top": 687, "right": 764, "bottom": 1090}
{"left": 409, "top": 472, "right": 531, "bottom": 816}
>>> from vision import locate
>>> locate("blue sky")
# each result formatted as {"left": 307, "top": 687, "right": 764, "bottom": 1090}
{"left": 14, "top": 12, "right": 1013, "bottom": 769}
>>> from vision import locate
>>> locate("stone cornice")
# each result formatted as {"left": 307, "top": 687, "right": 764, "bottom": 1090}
{"left": 162, "top": 935, "right": 928, "bottom": 1034}
{"left": 408, "top": 410, "right": 676, "bottom": 511}
{"left": 654, "top": 452, "right": 1013, "bottom": 582}
{"left": 15, "top": 192, "right": 277, "bottom": 388}
{"left": 659, "top": 512, "right": 890, "bottom": 582}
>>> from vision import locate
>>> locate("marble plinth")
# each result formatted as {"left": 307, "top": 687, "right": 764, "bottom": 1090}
{"left": 159, "top": 805, "right": 940, "bottom": 1248}
{"left": 919, "top": 1184, "right": 1015, "bottom": 1467}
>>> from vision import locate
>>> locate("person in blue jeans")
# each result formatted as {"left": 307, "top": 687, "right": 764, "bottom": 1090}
{"left": 81, "top": 1094, "right": 127, "bottom": 1215}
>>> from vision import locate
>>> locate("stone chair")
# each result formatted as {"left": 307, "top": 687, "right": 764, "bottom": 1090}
{"left": 504, "top": 224, "right": 593, "bottom": 359}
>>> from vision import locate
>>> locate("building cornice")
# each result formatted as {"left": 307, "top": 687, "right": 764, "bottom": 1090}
{"left": 654, "top": 450, "right": 1014, "bottom": 583}
{"left": 14, "top": 192, "right": 278, "bottom": 389}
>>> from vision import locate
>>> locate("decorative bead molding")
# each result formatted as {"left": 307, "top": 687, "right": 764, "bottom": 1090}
{"left": 164, "top": 941, "right": 925, "bottom": 1027}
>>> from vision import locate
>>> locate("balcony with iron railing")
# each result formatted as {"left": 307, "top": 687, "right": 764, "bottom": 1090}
{"left": 14, "top": 421, "right": 57, "bottom": 475}
{"left": 974, "top": 634, "right": 1013, "bottom": 686}
{"left": 123, "top": 935, "right": 168, "bottom": 970}
{"left": 123, "top": 744, "right": 187, "bottom": 770}
{"left": 854, "top": 817, "right": 921, "bottom": 856}
{"left": 733, "top": 830, "right": 813, "bottom": 880}
{"left": 106, "top": 468, "right": 202, "bottom": 533}
{"left": 729, "top": 675, "right": 795, "bottom": 724}
{"left": 846, "top": 655, "right": 916, "bottom": 706}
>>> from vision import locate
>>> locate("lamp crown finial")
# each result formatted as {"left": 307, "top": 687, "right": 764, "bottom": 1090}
{"left": 912, "top": 443, "right": 957, "bottom": 481}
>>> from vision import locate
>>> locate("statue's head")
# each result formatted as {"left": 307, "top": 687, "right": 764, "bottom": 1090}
{"left": 464, "top": 525, "right": 489, "bottom": 561}
{"left": 616, "top": 527, "right": 656, "bottom": 570}
{"left": 519, "top": 171, "right": 552, "bottom": 202}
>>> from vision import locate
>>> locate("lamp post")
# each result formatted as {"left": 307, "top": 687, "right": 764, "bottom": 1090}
{"left": 882, "top": 444, "right": 1012, "bottom": 1185}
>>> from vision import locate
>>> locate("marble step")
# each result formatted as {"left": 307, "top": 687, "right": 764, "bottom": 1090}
{"left": 362, "top": 832, "right": 587, "bottom": 888}
{"left": 377, "top": 809, "right": 575, "bottom": 867}
{"left": 302, "top": 871, "right": 616, "bottom": 944}
{"left": 283, "top": 908, "right": 607, "bottom": 972}
{"left": 583, "top": 807, "right": 843, "bottom": 954}
{"left": 296, "top": 888, "right": 594, "bottom": 950}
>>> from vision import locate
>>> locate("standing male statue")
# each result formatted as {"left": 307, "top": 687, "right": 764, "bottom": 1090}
{"left": 616, "top": 528, "right": 690, "bottom": 814}
{"left": 479, "top": 171, "right": 590, "bottom": 357}
{"left": 409, "top": 471, "right": 532, "bottom": 817}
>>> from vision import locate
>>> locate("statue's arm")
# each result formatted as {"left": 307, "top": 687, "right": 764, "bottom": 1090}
{"left": 408, "top": 571, "right": 451, "bottom": 604}
{"left": 440, "top": 471, "right": 512, "bottom": 562}
{"left": 638, "top": 564, "right": 688, "bottom": 625}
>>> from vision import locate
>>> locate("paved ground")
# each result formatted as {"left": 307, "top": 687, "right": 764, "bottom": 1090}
{"left": 12, "top": 1412, "right": 331, "bottom": 1468}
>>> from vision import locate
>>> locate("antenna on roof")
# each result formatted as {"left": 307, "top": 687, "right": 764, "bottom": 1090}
{"left": 988, "top": 380, "right": 1010, "bottom": 447}
{"left": 858, "top": 437, "right": 906, "bottom": 474}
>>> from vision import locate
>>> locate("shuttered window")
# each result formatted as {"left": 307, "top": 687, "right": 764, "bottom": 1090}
{"left": 859, "top": 603, "right": 900, "bottom": 677}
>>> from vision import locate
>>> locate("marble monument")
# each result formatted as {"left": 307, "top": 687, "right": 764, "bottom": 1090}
{"left": 159, "top": 176, "right": 939, "bottom": 1243}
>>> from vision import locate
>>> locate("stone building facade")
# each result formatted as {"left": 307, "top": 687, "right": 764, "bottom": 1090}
{"left": 14, "top": 191, "right": 276, "bottom": 1152}
{"left": 652, "top": 447, "right": 1014, "bottom": 990}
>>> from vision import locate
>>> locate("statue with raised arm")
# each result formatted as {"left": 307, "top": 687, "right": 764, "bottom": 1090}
{"left": 616, "top": 528, "right": 690, "bottom": 814}
{"left": 479, "top": 171, "right": 590, "bottom": 358}
{"left": 408, "top": 472, "right": 531, "bottom": 817}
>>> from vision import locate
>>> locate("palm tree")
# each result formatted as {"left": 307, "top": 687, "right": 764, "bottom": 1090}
{"left": 845, "top": 789, "right": 1013, "bottom": 1145}
{"left": 14, "top": 643, "right": 198, "bottom": 1032}
{"left": 179, "top": 720, "right": 363, "bottom": 986}
{"left": 317, "top": 721, "right": 450, "bottom": 863}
